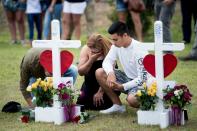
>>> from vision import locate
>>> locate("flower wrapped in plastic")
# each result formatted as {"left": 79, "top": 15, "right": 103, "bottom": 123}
{"left": 163, "top": 84, "right": 192, "bottom": 125}
{"left": 26, "top": 77, "right": 53, "bottom": 107}
{"left": 136, "top": 82, "right": 159, "bottom": 110}
{"left": 52, "top": 81, "right": 80, "bottom": 106}
{"left": 163, "top": 84, "right": 192, "bottom": 109}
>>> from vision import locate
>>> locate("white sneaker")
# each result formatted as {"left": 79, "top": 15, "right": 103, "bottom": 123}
{"left": 100, "top": 104, "right": 126, "bottom": 114}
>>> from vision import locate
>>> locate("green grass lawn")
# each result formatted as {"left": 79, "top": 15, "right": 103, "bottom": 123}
{"left": 0, "top": 3, "right": 197, "bottom": 131}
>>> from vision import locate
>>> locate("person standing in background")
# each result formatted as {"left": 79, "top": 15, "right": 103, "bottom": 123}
{"left": 43, "top": 0, "right": 63, "bottom": 40}
{"left": 180, "top": 0, "right": 197, "bottom": 44}
{"left": 154, "top": 0, "right": 176, "bottom": 43}
{"left": 2, "top": 0, "right": 26, "bottom": 45}
{"left": 26, "top": 0, "right": 42, "bottom": 45}
{"left": 116, "top": 0, "right": 143, "bottom": 41}
{"left": 180, "top": 20, "right": 197, "bottom": 61}
{"left": 62, "top": 0, "right": 87, "bottom": 40}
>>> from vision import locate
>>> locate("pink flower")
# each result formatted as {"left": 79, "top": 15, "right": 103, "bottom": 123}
{"left": 60, "top": 93, "right": 70, "bottom": 100}
{"left": 58, "top": 83, "right": 66, "bottom": 89}
{"left": 163, "top": 84, "right": 192, "bottom": 109}
{"left": 183, "top": 91, "right": 192, "bottom": 102}
{"left": 163, "top": 92, "right": 174, "bottom": 100}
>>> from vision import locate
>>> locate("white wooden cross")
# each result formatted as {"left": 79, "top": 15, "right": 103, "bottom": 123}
{"left": 137, "top": 21, "right": 184, "bottom": 111}
{"left": 32, "top": 20, "right": 81, "bottom": 124}
{"left": 137, "top": 21, "right": 184, "bottom": 128}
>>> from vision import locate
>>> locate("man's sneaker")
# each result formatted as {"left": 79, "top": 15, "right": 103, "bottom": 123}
{"left": 99, "top": 104, "right": 126, "bottom": 114}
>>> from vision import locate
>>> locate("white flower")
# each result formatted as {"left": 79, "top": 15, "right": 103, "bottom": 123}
{"left": 26, "top": 85, "right": 32, "bottom": 92}
{"left": 174, "top": 90, "right": 180, "bottom": 96}
{"left": 174, "top": 89, "right": 184, "bottom": 97}
{"left": 179, "top": 89, "right": 183, "bottom": 95}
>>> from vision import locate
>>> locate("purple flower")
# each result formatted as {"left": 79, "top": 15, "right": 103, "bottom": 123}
{"left": 183, "top": 92, "right": 192, "bottom": 102}
{"left": 58, "top": 83, "right": 66, "bottom": 89}
{"left": 164, "top": 92, "right": 174, "bottom": 100}
{"left": 174, "top": 84, "right": 187, "bottom": 90}
{"left": 60, "top": 93, "right": 70, "bottom": 100}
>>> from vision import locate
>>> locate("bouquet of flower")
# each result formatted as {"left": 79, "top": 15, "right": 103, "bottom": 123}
{"left": 26, "top": 77, "right": 53, "bottom": 107}
{"left": 52, "top": 81, "right": 80, "bottom": 106}
{"left": 136, "top": 82, "right": 159, "bottom": 110}
{"left": 163, "top": 84, "right": 192, "bottom": 109}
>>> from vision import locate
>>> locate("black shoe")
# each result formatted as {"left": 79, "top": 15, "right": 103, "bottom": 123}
{"left": 179, "top": 55, "right": 197, "bottom": 61}
{"left": 182, "top": 40, "right": 190, "bottom": 44}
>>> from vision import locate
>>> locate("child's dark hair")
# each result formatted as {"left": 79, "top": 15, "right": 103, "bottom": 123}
{"left": 108, "top": 21, "right": 130, "bottom": 36}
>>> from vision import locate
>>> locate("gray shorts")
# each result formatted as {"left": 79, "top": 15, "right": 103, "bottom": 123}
{"left": 114, "top": 69, "right": 138, "bottom": 95}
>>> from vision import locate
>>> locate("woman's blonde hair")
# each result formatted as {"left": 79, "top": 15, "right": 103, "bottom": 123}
{"left": 88, "top": 33, "right": 112, "bottom": 57}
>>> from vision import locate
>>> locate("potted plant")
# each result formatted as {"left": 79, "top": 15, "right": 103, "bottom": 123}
{"left": 136, "top": 81, "right": 161, "bottom": 125}
{"left": 26, "top": 77, "right": 53, "bottom": 107}
{"left": 163, "top": 84, "right": 192, "bottom": 126}
{"left": 52, "top": 81, "right": 81, "bottom": 121}
{"left": 136, "top": 82, "right": 159, "bottom": 111}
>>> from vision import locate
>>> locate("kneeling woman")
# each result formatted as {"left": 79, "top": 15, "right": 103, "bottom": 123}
{"left": 77, "top": 33, "right": 120, "bottom": 110}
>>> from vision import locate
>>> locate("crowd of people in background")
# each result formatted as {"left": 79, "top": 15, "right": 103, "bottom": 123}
{"left": 1, "top": 0, "right": 100, "bottom": 45}
{"left": 1, "top": 0, "right": 197, "bottom": 58}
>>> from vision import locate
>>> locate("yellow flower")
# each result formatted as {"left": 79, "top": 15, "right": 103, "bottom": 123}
{"left": 43, "top": 85, "right": 48, "bottom": 92}
{"left": 39, "top": 81, "right": 46, "bottom": 88}
{"left": 136, "top": 90, "right": 142, "bottom": 97}
{"left": 143, "top": 83, "right": 147, "bottom": 89}
{"left": 150, "top": 92, "right": 155, "bottom": 96}
{"left": 31, "top": 83, "right": 38, "bottom": 89}
{"left": 147, "top": 88, "right": 152, "bottom": 95}
{"left": 151, "top": 82, "right": 157, "bottom": 88}
{"left": 26, "top": 85, "right": 32, "bottom": 92}
{"left": 46, "top": 77, "right": 53, "bottom": 83}
{"left": 45, "top": 77, "right": 53, "bottom": 88}
{"left": 48, "top": 83, "right": 53, "bottom": 89}
{"left": 37, "top": 78, "right": 42, "bottom": 83}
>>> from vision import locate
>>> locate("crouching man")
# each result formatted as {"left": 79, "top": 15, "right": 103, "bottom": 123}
{"left": 20, "top": 48, "right": 78, "bottom": 108}
{"left": 96, "top": 21, "right": 149, "bottom": 114}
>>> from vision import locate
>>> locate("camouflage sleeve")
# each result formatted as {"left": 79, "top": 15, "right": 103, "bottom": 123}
{"left": 19, "top": 57, "right": 32, "bottom": 100}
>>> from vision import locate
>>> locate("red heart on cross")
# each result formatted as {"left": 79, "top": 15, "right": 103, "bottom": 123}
{"left": 143, "top": 54, "right": 177, "bottom": 78}
{"left": 39, "top": 50, "right": 73, "bottom": 75}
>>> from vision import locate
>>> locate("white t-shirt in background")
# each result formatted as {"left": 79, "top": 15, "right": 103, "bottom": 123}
{"left": 26, "top": 0, "right": 41, "bottom": 14}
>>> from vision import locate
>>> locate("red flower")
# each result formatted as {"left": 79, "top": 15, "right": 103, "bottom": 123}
{"left": 58, "top": 83, "right": 66, "bottom": 89}
{"left": 60, "top": 93, "right": 70, "bottom": 100}
{"left": 71, "top": 115, "right": 80, "bottom": 123}
{"left": 163, "top": 92, "right": 174, "bottom": 100}
{"left": 163, "top": 84, "right": 192, "bottom": 109}
{"left": 21, "top": 115, "right": 29, "bottom": 123}
{"left": 183, "top": 91, "right": 192, "bottom": 102}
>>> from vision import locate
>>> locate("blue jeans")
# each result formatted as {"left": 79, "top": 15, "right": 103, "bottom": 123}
{"left": 154, "top": 0, "right": 175, "bottom": 42}
{"left": 27, "top": 13, "right": 42, "bottom": 40}
{"left": 28, "top": 65, "right": 78, "bottom": 86}
{"left": 63, "top": 65, "right": 78, "bottom": 84}
{"left": 43, "top": 3, "right": 62, "bottom": 39}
